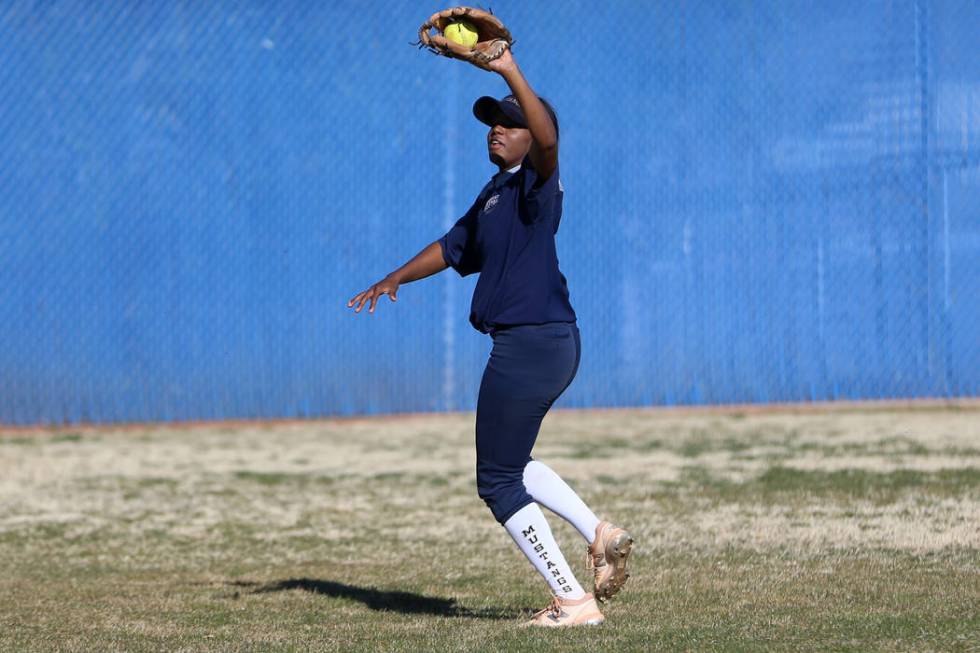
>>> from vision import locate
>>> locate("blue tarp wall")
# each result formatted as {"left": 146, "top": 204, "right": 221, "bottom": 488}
{"left": 1, "top": 1, "right": 978, "bottom": 425}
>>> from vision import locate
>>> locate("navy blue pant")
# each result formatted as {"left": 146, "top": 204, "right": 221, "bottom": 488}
{"left": 476, "top": 322, "right": 581, "bottom": 524}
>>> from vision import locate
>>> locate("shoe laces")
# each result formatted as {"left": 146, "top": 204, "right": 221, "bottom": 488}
{"left": 533, "top": 596, "right": 564, "bottom": 621}
{"left": 587, "top": 545, "right": 606, "bottom": 573}
{"left": 546, "top": 596, "right": 563, "bottom": 618}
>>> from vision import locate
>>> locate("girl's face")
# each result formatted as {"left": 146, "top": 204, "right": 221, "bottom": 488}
{"left": 487, "top": 123, "right": 532, "bottom": 169}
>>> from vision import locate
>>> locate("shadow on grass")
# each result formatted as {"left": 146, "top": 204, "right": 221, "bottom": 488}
{"left": 227, "top": 578, "right": 522, "bottom": 620}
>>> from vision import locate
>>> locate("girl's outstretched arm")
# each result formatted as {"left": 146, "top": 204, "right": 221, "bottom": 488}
{"left": 347, "top": 241, "right": 447, "bottom": 314}
{"left": 487, "top": 50, "right": 558, "bottom": 180}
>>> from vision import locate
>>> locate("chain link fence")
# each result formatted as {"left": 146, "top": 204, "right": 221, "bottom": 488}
{"left": 1, "top": 1, "right": 977, "bottom": 425}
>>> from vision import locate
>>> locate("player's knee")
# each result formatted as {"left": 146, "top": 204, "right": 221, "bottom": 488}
{"left": 476, "top": 470, "right": 531, "bottom": 524}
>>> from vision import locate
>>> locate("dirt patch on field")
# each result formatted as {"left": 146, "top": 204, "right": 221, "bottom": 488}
{"left": 1, "top": 407, "right": 978, "bottom": 555}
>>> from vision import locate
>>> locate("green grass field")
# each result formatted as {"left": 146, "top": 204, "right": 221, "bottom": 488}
{"left": 1, "top": 405, "right": 978, "bottom": 652}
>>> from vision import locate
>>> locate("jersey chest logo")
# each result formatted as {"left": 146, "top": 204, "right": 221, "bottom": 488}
{"left": 483, "top": 193, "right": 500, "bottom": 213}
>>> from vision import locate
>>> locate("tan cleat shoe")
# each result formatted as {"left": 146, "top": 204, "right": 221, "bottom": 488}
{"left": 522, "top": 593, "right": 605, "bottom": 628}
{"left": 588, "top": 521, "right": 634, "bottom": 602}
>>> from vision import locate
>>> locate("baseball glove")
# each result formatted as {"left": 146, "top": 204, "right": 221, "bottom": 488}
{"left": 417, "top": 7, "right": 513, "bottom": 69}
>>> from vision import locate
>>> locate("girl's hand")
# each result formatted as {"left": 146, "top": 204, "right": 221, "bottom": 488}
{"left": 348, "top": 274, "right": 400, "bottom": 314}
{"left": 485, "top": 48, "right": 517, "bottom": 75}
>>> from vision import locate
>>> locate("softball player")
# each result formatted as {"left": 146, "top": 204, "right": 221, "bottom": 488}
{"left": 348, "top": 48, "right": 633, "bottom": 627}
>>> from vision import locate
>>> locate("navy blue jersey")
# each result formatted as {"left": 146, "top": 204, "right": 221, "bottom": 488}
{"left": 439, "top": 157, "right": 576, "bottom": 334}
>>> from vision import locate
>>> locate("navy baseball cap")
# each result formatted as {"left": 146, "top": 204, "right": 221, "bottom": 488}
{"left": 473, "top": 94, "right": 559, "bottom": 138}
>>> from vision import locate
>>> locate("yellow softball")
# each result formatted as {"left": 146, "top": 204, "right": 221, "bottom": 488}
{"left": 444, "top": 20, "right": 479, "bottom": 47}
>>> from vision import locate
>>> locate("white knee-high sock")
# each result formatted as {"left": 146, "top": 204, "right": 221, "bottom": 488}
{"left": 503, "top": 503, "right": 586, "bottom": 599}
{"left": 523, "top": 460, "right": 601, "bottom": 543}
